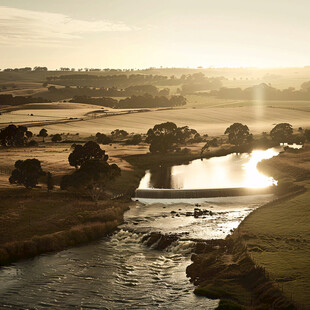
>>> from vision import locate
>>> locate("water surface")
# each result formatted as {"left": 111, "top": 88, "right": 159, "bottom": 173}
{"left": 0, "top": 195, "right": 274, "bottom": 309}
{"left": 139, "top": 147, "right": 282, "bottom": 190}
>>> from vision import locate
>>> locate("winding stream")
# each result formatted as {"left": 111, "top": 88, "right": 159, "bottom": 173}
{"left": 0, "top": 147, "right": 291, "bottom": 309}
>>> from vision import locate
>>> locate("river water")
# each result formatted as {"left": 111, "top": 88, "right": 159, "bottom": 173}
{"left": 138, "top": 147, "right": 283, "bottom": 190}
{"left": 0, "top": 147, "right": 287, "bottom": 309}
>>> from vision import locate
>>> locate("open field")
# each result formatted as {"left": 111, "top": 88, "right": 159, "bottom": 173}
{"left": 0, "top": 81, "right": 47, "bottom": 96}
{"left": 0, "top": 102, "right": 106, "bottom": 124}
{"left": 0, "top": 141, "right": 150, "bottom": 189}
{"left": 0, "top": 101, "right": 154, "bottom": 129}
{"left": 238, "top": 146, "right": 310, "bottom": 307}
{"left": 27, "top": 105, "right": 310, "bottom": 136}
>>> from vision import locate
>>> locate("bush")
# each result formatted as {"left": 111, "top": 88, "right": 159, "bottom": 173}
{"left": 51, "top": 134, "right": 62, "bottom": 142}
{"left": 96, "top": 133, "right": 112, "bottom": 144}
{"left": 28, "top": 140, "right": 38, "bottom": 147}
{"left": 125, "top": 134, "right": 142, "bottom": 145}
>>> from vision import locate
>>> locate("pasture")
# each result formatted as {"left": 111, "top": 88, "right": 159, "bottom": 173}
{"left": 28, "top": 103, "right": 310, "bottom": 137}
{"left": 239, "top": 146, "right": 310, "bottom": 307}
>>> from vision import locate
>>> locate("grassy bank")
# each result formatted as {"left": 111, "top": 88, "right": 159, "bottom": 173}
{"left": 125, "top": 144, "right": 260, "bottom": 171}
{"left": 0, "top": 188, "right": 129, "bottom": 265}
{"left": 237, "top": 189, "right": 310, "bottom": 308}
{"left": 187, "top": 189, "right": 304, "bottom": 310}
{"left": 187, "top": 145, "right": 310, "bottom": 309}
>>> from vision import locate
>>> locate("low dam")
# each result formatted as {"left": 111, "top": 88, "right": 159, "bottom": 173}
{"left": 136, "top": 148, "right": 283, "bottom": 199}
{"left": 135, "top": 187, "right": 274, "bottom": 199}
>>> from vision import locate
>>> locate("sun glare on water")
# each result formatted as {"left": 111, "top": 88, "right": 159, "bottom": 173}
{"left": 243, "top": 149, "right": 278, "bottom": 188}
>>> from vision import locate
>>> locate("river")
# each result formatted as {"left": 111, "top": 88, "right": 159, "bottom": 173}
{"left": 0, "top": 147, "right": 287, "bottom": 309}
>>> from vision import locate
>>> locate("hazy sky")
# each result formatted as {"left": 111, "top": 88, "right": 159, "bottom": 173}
{"left": 0, "top": 0, "right": 309, "bottom": 69}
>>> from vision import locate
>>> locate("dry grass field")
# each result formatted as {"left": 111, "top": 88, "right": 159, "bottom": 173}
{"left": 27, "top": 104, "right": 310, "bottom": 137}
{"left": 0, "top": 141, "right": 150, "bottom": 189}
{"left": 0, "top": 81, "right": 47, "bottom": 96}
{"left": 0, "top": 102, "right": 106, "bottom": 124}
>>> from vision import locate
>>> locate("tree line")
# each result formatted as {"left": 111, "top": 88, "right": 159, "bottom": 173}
{"left": 1, "top": 67, "right": 48, "bottom": 72}
{"left": 70, "top": 94, "right": 186, "bottom": 108}
{"left": 208, "top": 83, "right": 310, "bottom": 100}
{"left": 0, "top": 94, "right": 51, "bottom": 106}
{"left": 46, "top": 73, "right": 223, "bottom": 90}
{"left": 42, "top": 84, "right": 170, "bottom": 101}
{"left": 5, "top": 121, "right": 310, "bottom": 201}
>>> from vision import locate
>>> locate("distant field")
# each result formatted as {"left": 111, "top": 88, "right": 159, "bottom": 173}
{"left": 0, "top": 81, "right": 47, "bottom": 96}
{"left": 0, "top": 102, "right": 105, "bottom": 124}
{"left": 27, "top": 104, "right": 310, "bottom": 136}
{"left": 1, "top": 95, "right": 310, "bottom": 137}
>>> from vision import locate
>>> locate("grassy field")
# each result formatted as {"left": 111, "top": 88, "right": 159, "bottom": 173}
{"left": 238, "top": 146, "right": 310, "bottom": 308}
{"left": 0, "top": 140, "right": 150, "bottom": 188}
{"left": 0, "top": 188, "right": 129, "bottom": 265}
{"left": 0, "top": 81, "right": 47, "bottom": 96}
{"left": 0, "top": 189, "right": 125, "bottom": 244}
{"left": 26, "top": 104, "right": 310, "bottom": 137}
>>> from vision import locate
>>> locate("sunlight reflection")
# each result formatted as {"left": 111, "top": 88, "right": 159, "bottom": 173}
{"left": 138, "top": 148, "right": 281, "bottom": 190}
{"left": 243, "top": 149, "right": 278, "bottom": 188}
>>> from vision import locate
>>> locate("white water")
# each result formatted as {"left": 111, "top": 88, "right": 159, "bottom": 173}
{"left": 0, "top": 194, "right": 274, "bottom": 309}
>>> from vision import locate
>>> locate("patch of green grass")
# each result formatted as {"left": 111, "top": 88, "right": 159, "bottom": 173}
{"left": 239, "top": 190, "right": 310, "bottom": 307}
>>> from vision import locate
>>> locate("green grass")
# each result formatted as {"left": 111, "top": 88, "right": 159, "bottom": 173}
{"left": 239, "top": 190, "right": 310, "bottom": 307}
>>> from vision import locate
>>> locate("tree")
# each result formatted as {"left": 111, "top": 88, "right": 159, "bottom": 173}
{"left": 96, "top": 132, "right": 112, "bottom": 144}
{"left": 48, "top": 86, "right": 56, "bottom": 92}
{"left": 47, "top": 172, "right": 54, "bottom": 192}
{"left": 9, "top": 159, "right": 45, "bottom": 188}
{"left": 60, "top": 159, "right": 121, "bottom": 200}
{"left": 68, "top": 141, "right": 108, "bottom": 168}
{"left": 146, "top": 122, "right": 200, "bottom": 153}
{"left": 146, "top": 122, "right": 178, "bottom": 153}
{"left": 51, "top": 134, "right": 62, "bottom": 142}
{"left": 125, "top": 134, "right": 142, "bottom": 145}
{"left": 201, "top": 138, "right": 218, "bottom": 154}
{"left": 111, "top": 129, "right": 129, "bottom": 138}
{"left": 270, "top": 123, "right": 293, "bottom": 143}
{"left": 0, "top": 125, "right": 31, "bottom": 147}
{"left": 304, "top": 129, "right": 310, "bottom": 142}
{"left": 28, "top": 140, "right": 38, "bottom": 147}
{"left": 224, "top": 123, "right": 252, "bottom": 146}
{"left": 26, "top": 131, "right": 33, "bottom": 139}
{"left": 38, "top": 128, "right": 48, "bottom": 142}
{"left": 175, "top": 126, "right": 200, "bottom": 143}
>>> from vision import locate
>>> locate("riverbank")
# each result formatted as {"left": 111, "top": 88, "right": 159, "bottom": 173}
{"left": 0, "top": 140, "right": 281, "bottom": 266}
{"left": 0, "top": 188, "right": 130, "bottom": 265}
{"left": 187, "top": 145, "right": 310, "bottom": 309}
{"left": 125, "top": 142, "right": 275, "bottom": 171}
